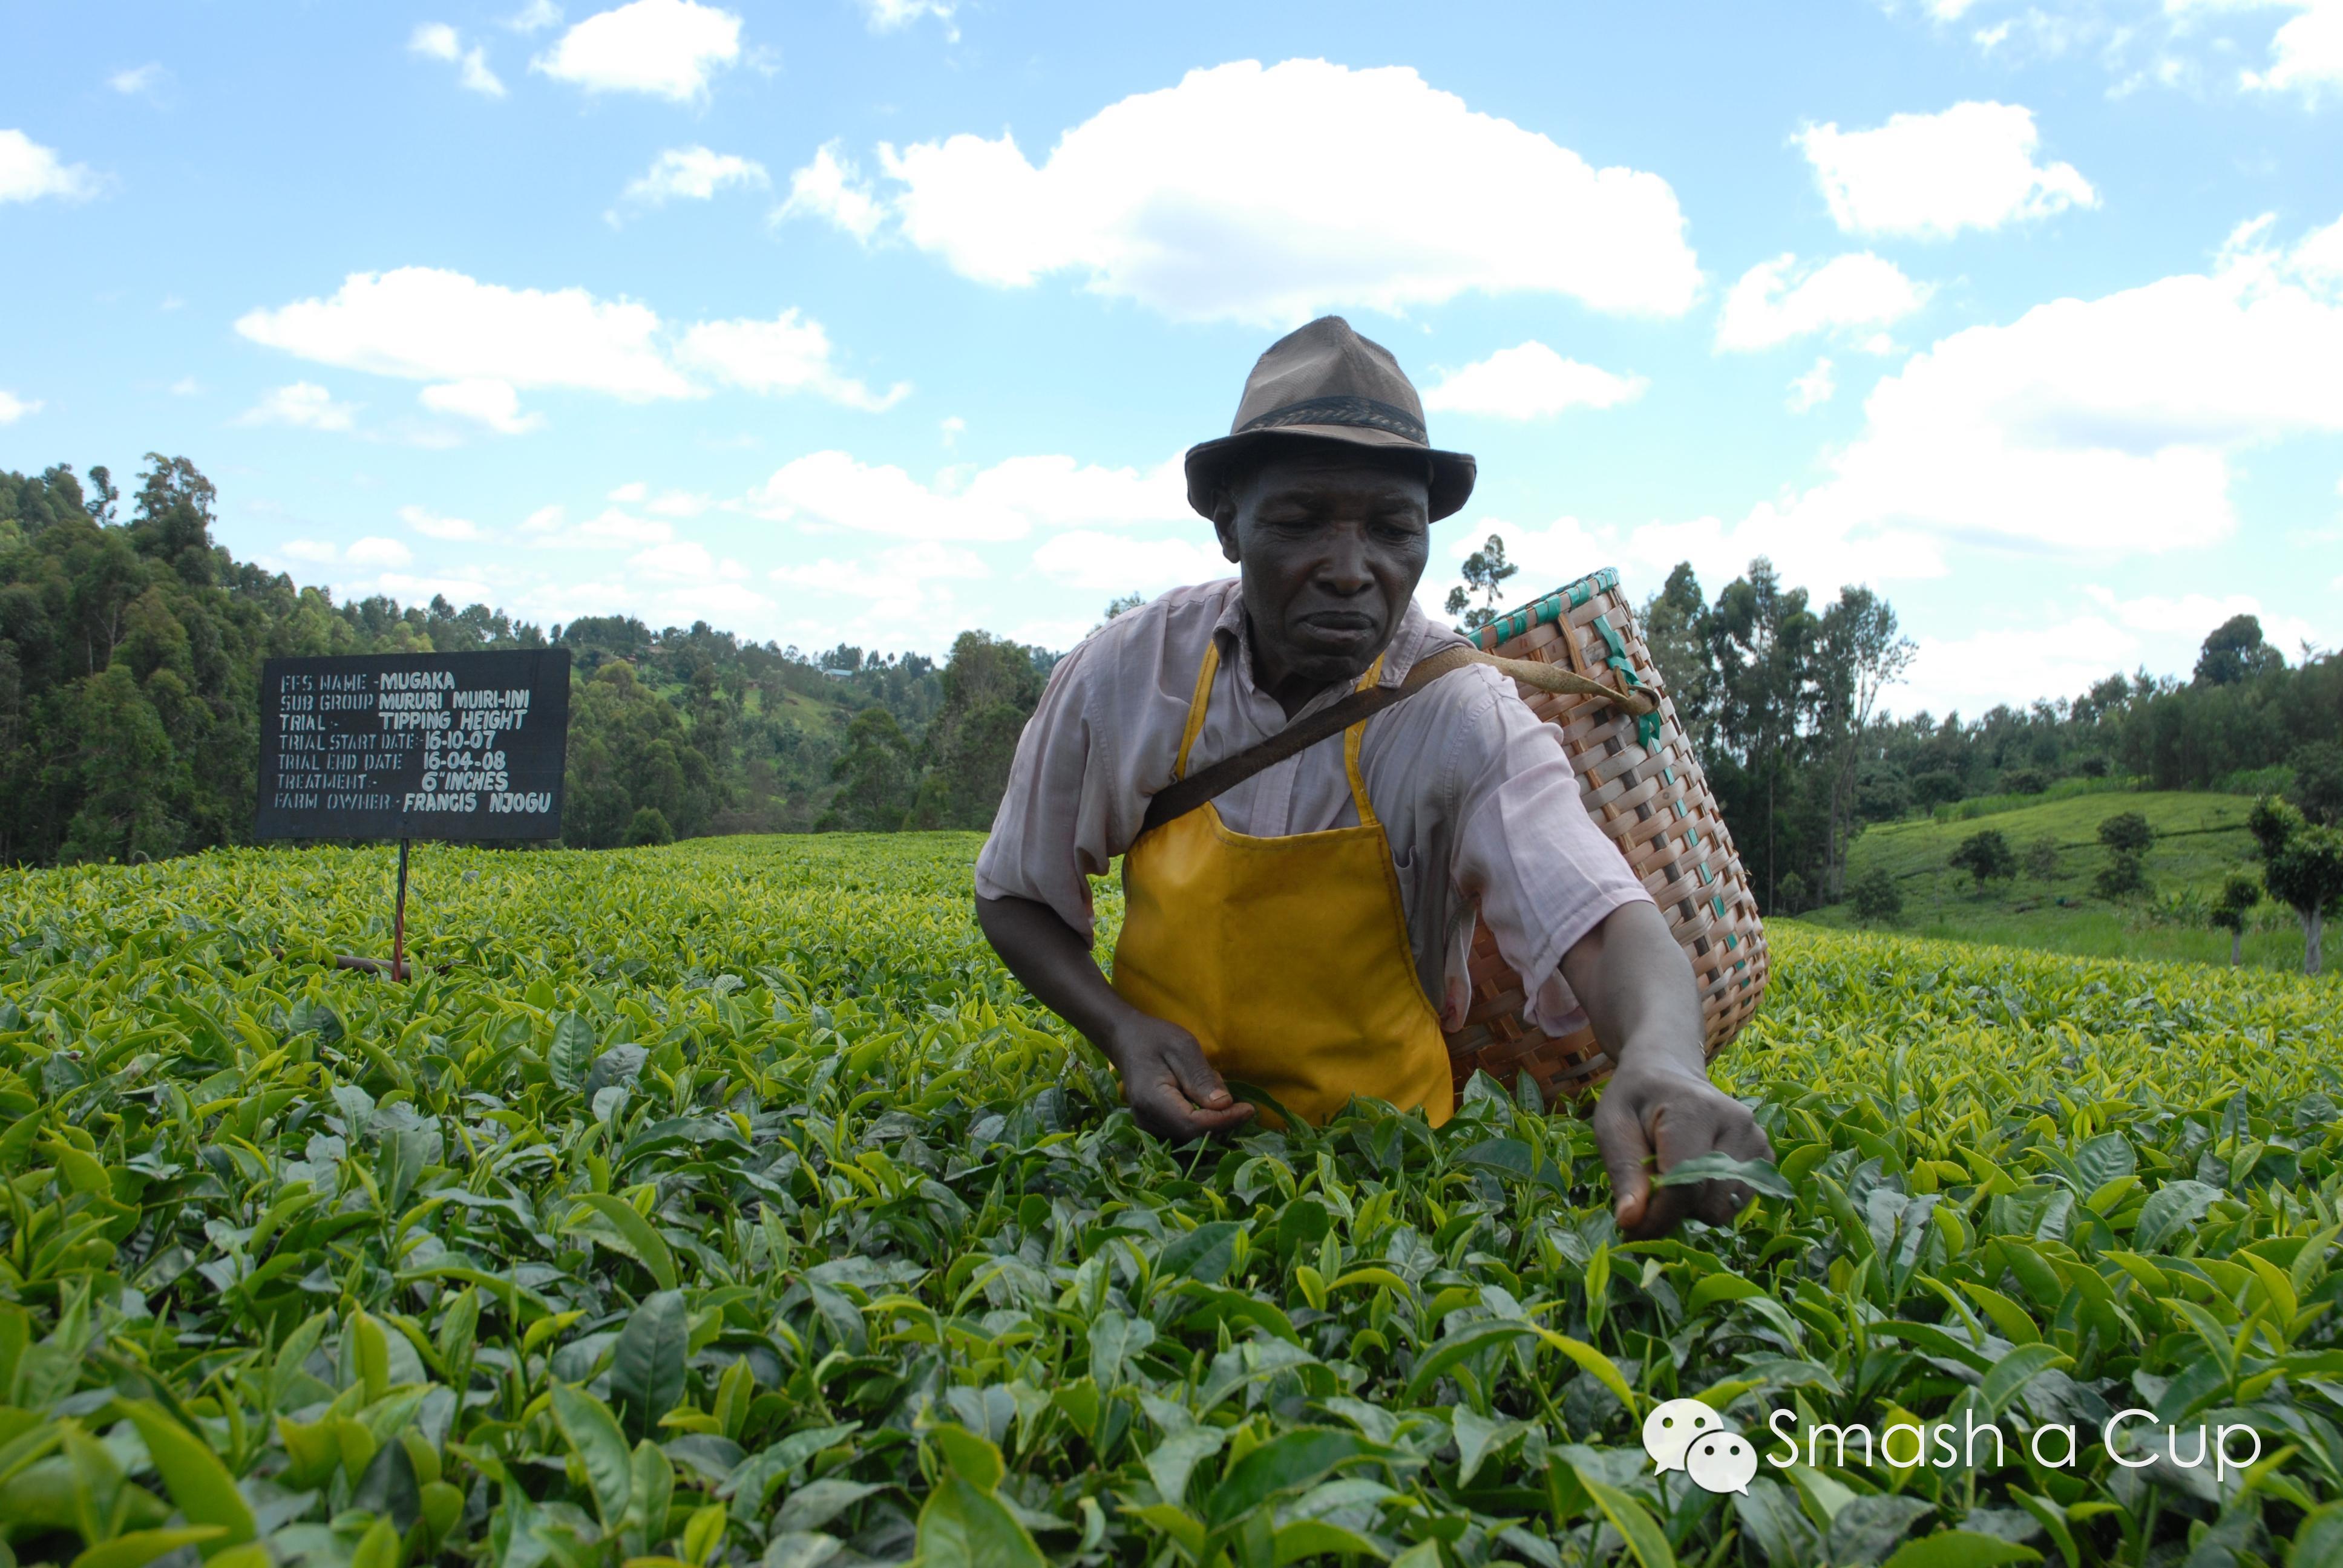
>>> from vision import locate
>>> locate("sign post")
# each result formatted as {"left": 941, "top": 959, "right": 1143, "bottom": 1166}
{"left": 254, "top": 649, "right": 572, "bottom": 976}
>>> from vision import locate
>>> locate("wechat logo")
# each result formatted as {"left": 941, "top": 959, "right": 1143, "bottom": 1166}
{"left": 1642, "top": 1399, "right": 1758, "bottom": 1495}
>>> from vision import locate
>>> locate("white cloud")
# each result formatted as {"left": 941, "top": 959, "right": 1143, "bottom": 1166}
{"left": 108, "top": 63, "right": 166, "bottom": 97}
{"left": 408, "top": 24, "right": 505, "bottom": 96}
{"left": 778, "top": 143, "right": 885, "bottom": 241}
{"left": 534, "top": 0, "right": 741, "bottom": 100}
{"left": 647, "top": 489, "right": 709, "bottom": 516}
{"left": 860, "top": 0, "right": 957, "bottom": 33}
{"left": 238, "top": 382, "right": 360, "bottom": 431}
{"left": 0, "top": 390, "right": 41, "bottom": 424}
{"left": 1797, "top": 102, "right": 2096, "bottom": 240}
{"left": 2243, "top": 1, "right": 2343, "bottom": 96}
{"left": 1789, "top": 358, "right": 1837, "bottom": 413}
{"left": 1420, "top": 342, "right": 1646, "bottom": 419}
{"left": 0, "top": 129, "right": 98, "bottom": 204}
{"left": 609, "top": 482, "right": 649, "bottom": 502}
{"left": 770, "top": 543, "right": 989, "bottom": 607}
{"left": 1902, "top": 589, "right": 2325, "bottom": 716}
{"left": 742, "top": 449, "right": 1187, "bottom": 541}
{"left": 526, "top": 506, "right": 672, "bottom": 549}
{"left": 398, "top": 505, "right": 485, "bottom": 541}
{"left": 675, "top": 310, "right": 909, "bottom": 410}
{"left": 1761, "top": 212, "right": 2343, "bottom": 561}
{"left": 787, "top": 59, "right": 1700, "bottom": 325}
{"left": 628, "top": 540, "right": 732, "bottom": 581}
{"left": 1032, "top": 531, "right": 1229, "bottom": 593}
{"left": 1715, "top": 252, "right": 1929, "bottom": 351}
{"left": 507, "top": 0, "right": 563, "bottom": 31}
{"left": 419, "top": 377, "right": 545, "bottom": 434}
{"left": 237, "top": 267, "right": 693, "bottom": 400}
{"left": 620, "top": 146, "right": 768, "bottom": 209}
{"left": 240, "top": 268, "right": 894, "bottom": 413}
{"left": 280, "top": 539, "right": 339, "bottom": 563}
{"left": 168, "top": 376, "right": 202, "bottom": 396}
{"left": 347, "top": 536, "right": 415, "bottom": 568}
{"left": 373, "top": 572, "right": 497, "bottom": 607}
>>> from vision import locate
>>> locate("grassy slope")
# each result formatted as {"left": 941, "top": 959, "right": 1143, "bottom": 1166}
{"left": 1795, "top": 790, "right": 2316, "bottom": 971}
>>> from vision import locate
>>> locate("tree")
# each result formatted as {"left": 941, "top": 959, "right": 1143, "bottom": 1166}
{"left": 1639, "top": 564, "right": 1716, "bottom": 759}
{"left": 625, "top": 806, "right": 675, "bottom": 846}
{"left": 1949, "top": 829, "right": 2017, "bottom": 889}
{"left": 1444, "top": 534, "right": 1519, "bottom": 632}
{"left": 2254, "top": 796, "right": 2343, "bottom": 976}
{"left": 2095, "top": 851, "right": 2149, "bottom": 901}
{"left": 2024, "top": 835, "right": 2060, "bottom": 881}
{"left": 1850, "top": 866, "right": 1902, "bottom": 924}
{"left": 2290, "top": 740, "right": 2343, "bottom": 826}
{"left": 2210, "top": 873, "right": 2261, "bottom": 967}
{"left": 2097, "top": 812, "right": 2154, "bottom": 855}
{"left": 2194, "top": 613, "right": 2284, "bottom": 686}
{"left": 905, "top": 632, "right": 1045, "bottom": 831}
{"left": 1087, "top": 592, "right": 1147, "bottom": 639}
{"left": 1810, "top": 586, "right": 1914, "bottom": 900}
{"left": 819, "top": 707, "right": 918, "bottom": 832}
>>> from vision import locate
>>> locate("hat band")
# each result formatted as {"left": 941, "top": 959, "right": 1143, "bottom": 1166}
{"left": 1237, "top": 394, "right": 1426, "bottom": 445}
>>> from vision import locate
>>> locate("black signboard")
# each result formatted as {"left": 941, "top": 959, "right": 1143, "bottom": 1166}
{"left": 255, "top": 650, "right": 571, "bottom": 841}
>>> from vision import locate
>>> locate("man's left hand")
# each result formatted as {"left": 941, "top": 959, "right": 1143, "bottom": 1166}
{"left": 1593, "top": 1056, "right": 1773, "bottom": 1240}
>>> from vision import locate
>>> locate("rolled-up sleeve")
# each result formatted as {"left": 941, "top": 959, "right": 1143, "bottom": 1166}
{"left": 1451, "top": 685, "right": 1654, "bottom": 1034}
{"left": 974, "top": 638, "right": 1120, "bottom": 944}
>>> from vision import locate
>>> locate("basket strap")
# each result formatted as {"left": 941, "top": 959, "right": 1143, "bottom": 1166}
{"left": 1138, "top": 642, "right": 1659, "bottom": 837}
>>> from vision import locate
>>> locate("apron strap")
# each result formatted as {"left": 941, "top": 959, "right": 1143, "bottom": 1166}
{"left": 1172, "top": 640, "right": 1222, "bottom": 780}
{"left": 1142, "top": 641, "right": 1480, "bottom": 837}
{"left": 1342, "top": 658, "right": 1383, "bottom": 829}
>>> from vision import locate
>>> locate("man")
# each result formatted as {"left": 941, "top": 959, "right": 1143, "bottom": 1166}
{"left": 975, "top": 317, "right": 1769, "bottom": 1239}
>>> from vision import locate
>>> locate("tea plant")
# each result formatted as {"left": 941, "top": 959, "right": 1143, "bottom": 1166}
{"left": 1, "top": 835, "right": 2340, "bottom": 1567}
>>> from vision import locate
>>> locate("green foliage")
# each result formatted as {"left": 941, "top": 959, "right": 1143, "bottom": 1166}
{"left": 2097, "top": 811, "right": 2154, "bottom": 856}
{"left": 2093, "top": 812, "right": 2156, "bottom": 901}
{"left": 817, "top": 707, "right": 918, "bottom": 834}
{"left": 1949, "top": 829, "right": 2017, "bottom": 889}
{"left": 1, "top": 835, "right": 2341, "bottom": 1565}
{"left": 2292, "top": 741, "right": 2343, "bottom": 827}
{"left": 1850, "top": 865, "right": 1903, "bottom": 924}
{"left": 2094, "top": 850, "right": 2150, "bottom": 901}
{"left": 905, "top": 632, "right": 1046, "bottom": 832}
{"left": 2194, "top": 612, "right": 2284, "bottom": 686}
{"left": 626, "top": 807, "right": 676, "bottom": 847}
{"left": 2022, "top": 835, "right": 2059, "bottom": 882}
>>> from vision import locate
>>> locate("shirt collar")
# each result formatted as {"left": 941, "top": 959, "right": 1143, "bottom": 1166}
{"left": 1211, "top": 581, "right": 1463, "bottom": 710}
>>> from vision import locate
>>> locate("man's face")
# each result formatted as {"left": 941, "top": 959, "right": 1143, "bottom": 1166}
{"left": 1214, "top": 445, "right": 1432, "bottom": 693}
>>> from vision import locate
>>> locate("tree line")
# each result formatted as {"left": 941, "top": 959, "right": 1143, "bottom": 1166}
{"left": 0, "top": 458, "right": 1049, "bottom": 865}
{"left": 1630, "top": 553, "right": 2341, "bottom": 916}
{"left": 7, "top": 454, "right": 2336, "bottom": 909}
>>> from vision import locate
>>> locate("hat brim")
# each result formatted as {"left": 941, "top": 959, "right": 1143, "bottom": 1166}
{"left": 1184, "top": 425, "right": 1476, "bottom": 523}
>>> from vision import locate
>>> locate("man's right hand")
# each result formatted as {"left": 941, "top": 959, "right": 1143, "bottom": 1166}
{"left": 1106, "top": 1013, "right": 1257, "bottom": 1141}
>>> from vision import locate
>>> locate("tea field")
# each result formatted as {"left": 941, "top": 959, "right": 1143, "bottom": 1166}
{"left": 3, "top": 834, "right": 2342, "bottom": 1568}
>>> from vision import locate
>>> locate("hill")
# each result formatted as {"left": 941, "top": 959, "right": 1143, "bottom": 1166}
{"left": 1794, "top": 788, "right": 2312, "bottom": 969}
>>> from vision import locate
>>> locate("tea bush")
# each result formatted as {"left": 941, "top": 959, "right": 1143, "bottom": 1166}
{"left": 2, "top": 834, "right": 2341, "bottom": 1567}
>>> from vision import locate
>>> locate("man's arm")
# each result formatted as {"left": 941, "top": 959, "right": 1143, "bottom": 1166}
{"left": 975, "top": 893, "right": 1256, "bottom": 1140}
{"left": 1561, "top": 898, "right": 1773, "bottom": 1239}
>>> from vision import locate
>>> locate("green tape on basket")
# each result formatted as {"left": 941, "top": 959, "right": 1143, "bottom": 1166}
{"left": 1637, "top": 711, "right": 1663, "bottom": 748}
{"left": 1592, "top": 615, "right": 1629, "bottom": 660}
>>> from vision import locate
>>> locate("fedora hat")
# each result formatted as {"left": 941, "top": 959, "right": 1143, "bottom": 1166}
{"left": 1185, "top": 316, "right": 1476, "bottom": 522}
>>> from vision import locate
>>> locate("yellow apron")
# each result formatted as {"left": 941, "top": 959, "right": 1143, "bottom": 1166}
{"left": 1112, "top": 641, "right": 1455, "bottom": 1128}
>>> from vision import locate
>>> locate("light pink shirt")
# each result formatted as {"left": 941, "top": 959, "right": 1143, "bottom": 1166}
{"left": 975, "top": 579, "right": 1654, "bottom": 1035}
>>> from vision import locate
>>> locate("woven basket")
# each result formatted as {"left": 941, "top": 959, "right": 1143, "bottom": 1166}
{"left": 1443, "top": 567, "right": 1768, "bottom": 1102}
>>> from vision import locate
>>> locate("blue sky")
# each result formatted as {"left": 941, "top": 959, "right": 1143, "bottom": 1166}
{"left": 4, "top": 0, "right": 2340, "bottom": 718}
